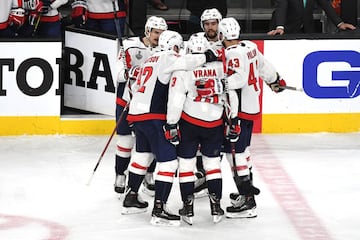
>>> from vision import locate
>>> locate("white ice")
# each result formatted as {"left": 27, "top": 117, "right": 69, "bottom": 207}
{"left": 0, "top": 133, "right": 359, "bottom": 240}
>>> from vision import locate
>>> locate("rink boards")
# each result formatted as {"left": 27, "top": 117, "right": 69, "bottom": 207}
{"left": 0, "top": 34, "right": 359, "bottom": 135}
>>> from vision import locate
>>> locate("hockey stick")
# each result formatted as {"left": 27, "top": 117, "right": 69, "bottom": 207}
{"left": 112, "top": 0, "right": 123, "bottom": 41}
{"left": 221, "top": 48, "right": 259, "bottom": 195}
{"left": 280, "top": 85, "right": 304, "bottom": 92}
{"left": 111, "top": 0, "right": 129, "bottom": 78}
{"left": 86, "top": 103, "right": 129, "bottom": 186}
{"left": 220, "top": 47, "right": 245, "bottom": 188}
{"left": 32, "top": 13, "right": 41, "bottom": 37}
{"left": 224, "top": 95, "right": 244, "bottom": 188}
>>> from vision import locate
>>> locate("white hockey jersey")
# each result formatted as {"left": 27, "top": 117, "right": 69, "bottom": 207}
{"left": 115, "top": 36, "right": 160, "bottom": 104}
{"left": 46, "top": 0, "right": 68, "bottom": 18}
{"left": 86, "top": 0, "right": 126, "bottom": 19}
{"left": 23, "top": 0, "right": 68, "bottom": 21}
{"left": 0, "top": 0, "right": 21, "bottom": 29}
{"left": 225, "top": 40, "right": 278, "bottom": 120}
{"left": 195, "top": 31, "right": 223, "bottom": 52}
{"left": 127, "top": 50, "right": 206, "bottom": 122}
{"left": 167, "top": 61, "right": 228, "bottom": 127}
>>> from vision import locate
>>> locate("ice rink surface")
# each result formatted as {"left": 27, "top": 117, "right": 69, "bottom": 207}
{"left": 0, "top": 132, "right": 359, "bottom": 240}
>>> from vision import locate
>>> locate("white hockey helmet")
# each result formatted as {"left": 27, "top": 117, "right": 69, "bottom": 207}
{"left": 158, "top": 30, "right": 184, "bottom": 51}
{"left": 186, "top": 34, "right": 209, "bottom": 54}
{"left": 145, "top": 16, "right": 168, "bottom": 38}
{"left": 218, "top": 17, "right": 241, "bottom": 42}
{"left": 200, "top": 8, "right": 222, "bottom": 30}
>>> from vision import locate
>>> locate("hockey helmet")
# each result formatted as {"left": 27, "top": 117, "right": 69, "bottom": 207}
{"left": 158, "top": 30, "right": 184, "bottom": 51}
{"left": 186, "top": 34, "right": 209, "bottom": 54}
{"left": 218, "top": 17, "right": 241, "bottom": 42}
{"left": 145, "top": 16, "right": 168, "bottom": 38}
{"left": 200, "top": 8, "right": 222, "bottom": 30}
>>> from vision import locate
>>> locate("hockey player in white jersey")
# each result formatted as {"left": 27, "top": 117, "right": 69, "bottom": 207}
{"left": 192, "top": 7, "right": 224, "bottom": 198}
{"left": 0, "top": 0, "right": 24, "bottom": 37}
{"left": 214, "top": 17, "right": 287, "bottom": 218}
{"left": 113, "top": 16, "right": 168, "bottom": 196}
{"left": 71, "top": 0, "right": 127, "bottom": 36}
{"left": 122, "top": 30, "right": 218, "bottom": 226}
{"left": 199, "top": 8, "right": 223, "bottom": 52}
{"left": 166, "top": 34, "right": 231, "bottom": 225}
{"left": 22, "top": 0, "right": 68, "bottom": 38}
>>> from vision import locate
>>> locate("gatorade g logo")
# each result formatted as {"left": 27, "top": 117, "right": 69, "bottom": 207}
{"left": 303, "top": 50, "right": 360, "bottom": 98}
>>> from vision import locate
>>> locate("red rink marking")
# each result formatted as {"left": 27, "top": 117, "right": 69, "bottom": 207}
{"left": 0, "top": 214, "right": 68, "bottom": 240}
{"left": 253, "top": 139, "right": 333, "bottom": 240}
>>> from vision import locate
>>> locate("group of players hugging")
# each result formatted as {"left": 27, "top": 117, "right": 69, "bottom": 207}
{"left": 113, "top": 8, "right": 287, "bottom": 227}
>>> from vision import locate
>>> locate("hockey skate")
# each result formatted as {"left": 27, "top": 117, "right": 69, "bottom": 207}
{"left": 194, "top": 171, "right": 208, "bottom": 198}
{"left": 178, "top": 196, "right": 194, "bottom": 225}
{"left": 114, "top": 174, "right": 126, "bottom": 194}
{"left": 209, "top": 193, "right": 224, "bottom": 223}
{"left": 142, "top": 172, "right": 155, "bottom": 197}
{"left": 226, "top": 193, "right": 257, "bottom": 219}
{"left": 121, "top": 190, "right": 148, "bottom": 215}
{"left": 150, "top": 200, "right": 181, "bottom": 227}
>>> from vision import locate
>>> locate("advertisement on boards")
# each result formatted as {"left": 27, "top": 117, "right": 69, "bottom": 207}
{"left": 262, "top": 39, "right": 360, "bottom": 114}
{"left": 0, "top": 41, "right": 61, "bottom": 116}
{"left": 64, "top": 30, "right": 119, "bottom": 116}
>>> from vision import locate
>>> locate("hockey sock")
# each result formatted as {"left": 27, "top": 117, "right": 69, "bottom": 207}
{"left": 115, "top": 155, "right": 130, "bottom": 175}
{"left": 207, "top": 178, "right": 222, "bottom": 199}
{"left": 180, "top": 182, "right": 195, "bottom": 201}
{"left": 127, "top": 172, "right": 145, "bottom": 192}
{"left": 155, "top": 180, "right": 173, "bottom": 203}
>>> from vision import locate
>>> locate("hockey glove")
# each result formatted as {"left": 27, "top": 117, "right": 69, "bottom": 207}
{"left": 235, "top": 176, "right": 261, "bottom": 195}
{"left": 226, "top": 117, "right": 241, "bottom": 143}
{"left": 195, "top": 78, "right": 224, "bottom": 97}
{"left": 163, "top": 123, "right": 180, "bottom": 145}
{"left": 24, "top": 0, "right": 51, "bottom": 14}
{"left": 204, "top": 49, "right": 219, "bottom": 62}
{"left": 8, "top": 8, "right": 26, "bottom": 27}
{"left": 71, "top": 0, "right": 88, "bottom": 27}
{"left": 128, "top": 65, "right": 141, "bottom": 82}
{"left": 268, "top": 73, "right": 286, "bottom": 93}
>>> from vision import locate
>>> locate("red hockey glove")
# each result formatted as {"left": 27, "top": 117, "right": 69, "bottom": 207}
{"left": 226, "top": 117, "right": 241, "bottom": 143}
{"left": 71, "top": 0, "right": 88, "bottom": 27}
{"left": 128, "top": 65, "right": 141, "bottom": 82}
{"left": 268, "top": 73, "right": 286, "bottom": 93}
{"left": 163, "top": 123, "right": 180, "bottom": 145}
{"left": 8, "top": 8, "right": 26, "bottom": 27}
{"left": 195, "top": 78, "right": 224, "bottom": 97}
